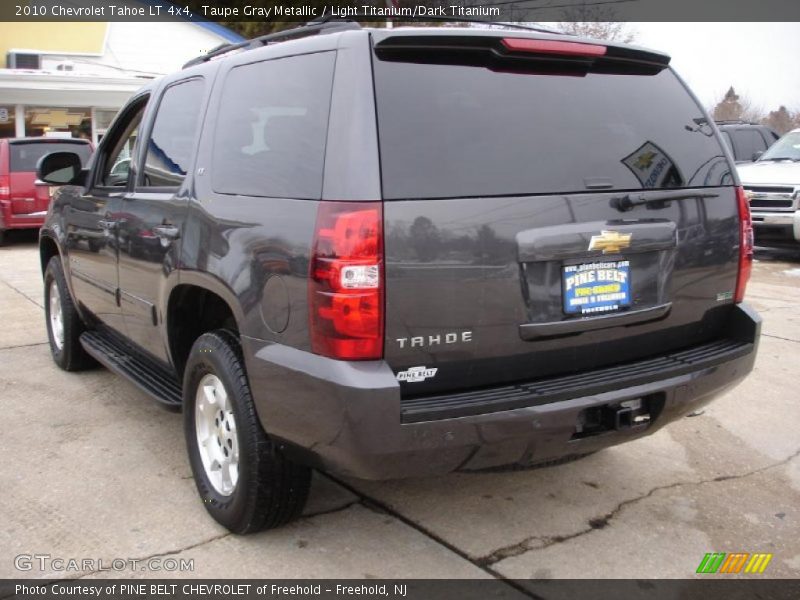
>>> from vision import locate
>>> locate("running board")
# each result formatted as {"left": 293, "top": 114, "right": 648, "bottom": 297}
{"left": 80, "top": 330, "right": 183, "bottom": 409}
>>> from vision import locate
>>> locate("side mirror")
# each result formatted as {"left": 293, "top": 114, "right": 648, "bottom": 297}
{"left": 36, "top": 152, "right": 86, "bottom": 186}
{"left": 752, "top": 151, "right": 764, "bottom": 161}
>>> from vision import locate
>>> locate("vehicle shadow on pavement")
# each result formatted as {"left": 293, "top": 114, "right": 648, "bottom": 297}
{"left": 1, "top": 229, "right": 39, "bottom": 247}
{"left": 754, "top": 245, "right": 800, "bottom": 263}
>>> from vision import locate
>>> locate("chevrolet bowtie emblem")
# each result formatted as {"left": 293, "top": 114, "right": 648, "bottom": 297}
{"left": 588, "top": 230, "right": 632, "bottom": 254}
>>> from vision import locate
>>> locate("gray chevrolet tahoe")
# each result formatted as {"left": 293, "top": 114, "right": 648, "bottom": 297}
{"left": 37, "top": 21, "right": 760, "bottom": 533}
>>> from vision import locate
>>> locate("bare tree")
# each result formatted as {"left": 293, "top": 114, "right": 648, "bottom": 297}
{"left": 557, "top": 5, "right": 636, "bottom": 42}
{"left": 762, "top": 106, "right": 796, "bottom": 135}
{"left": 711, "top": 87, "right": 764, "bottom": 123}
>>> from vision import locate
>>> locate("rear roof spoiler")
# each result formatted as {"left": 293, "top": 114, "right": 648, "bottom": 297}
{"left": 373, "top": 34, "right": 670, "bottom": 75}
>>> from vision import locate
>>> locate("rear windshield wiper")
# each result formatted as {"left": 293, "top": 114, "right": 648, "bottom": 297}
{"left": 612, "top": 190, "right": 719, "bottom": 211}
{"left": 759, "top": 157, "right": 800, "bottom": 162}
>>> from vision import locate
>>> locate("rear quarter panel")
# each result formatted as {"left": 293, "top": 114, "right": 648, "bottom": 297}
{"left": 183, "top": 31, "right": 380, "bottom": 349}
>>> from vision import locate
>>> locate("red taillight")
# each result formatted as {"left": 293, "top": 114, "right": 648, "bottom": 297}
{"left": 735, "top": 186, "right": 754, "bottom": 303}
{"left": 501, "top": 38, "right": 607, "bottom": 57}
{"left": 0, "top": 175, "right": 9, "bottom": 199}
{"left": 309, "top": 202, "right": 383, "bottom": 360}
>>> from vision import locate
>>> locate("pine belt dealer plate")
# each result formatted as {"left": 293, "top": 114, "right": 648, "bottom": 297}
{"left": 563, "top": 260, "right": 631, "bottom": 315}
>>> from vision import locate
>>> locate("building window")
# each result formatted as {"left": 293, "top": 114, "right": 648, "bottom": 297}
{"left": 24, "top": 106, "right": 91, "bottom": 139}
{"left": 94, "top": 109, "right": 119, "bottom": 143}
{"left": 0, "top": 106, "right": 16, "bottom": 138}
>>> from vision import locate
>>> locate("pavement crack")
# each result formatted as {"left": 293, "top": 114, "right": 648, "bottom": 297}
{"left": 0, "top": 342, "right": 48, "bottom": 350}
{"left": 762, "top": 333, "right": 800, "bottom": 344}
{"left": 69, "top": 532, "right": 232, "bottom": 580}
{"left": 1, "top": 279, "right": 43, "bottom": 309}
{"left": 477, "top": 447, "right": 800, "bottom": 567}
{"left": 474, "top": 536, "right": 549, "bottom": 567}
{"left": 325, "top": 474, "right": 544, "bottom": 599}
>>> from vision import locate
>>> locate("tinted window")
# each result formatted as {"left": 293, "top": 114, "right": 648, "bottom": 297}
{"left": 374, "top": 60, "right": 731, "bottom": 199}
{"left": 100, "top": 101, "right": 145, "bottom": 187}
{"left": 732, "top": 129, "right": 768, "bottom": 161}
{"left": 212, "top": 53, "right": 335, "bottom": 199}
{"left": 142, "top": 79, "right": 205, "bottom": 188}
{"left": 9, "top": 142, "right": 91, "bottom": 172}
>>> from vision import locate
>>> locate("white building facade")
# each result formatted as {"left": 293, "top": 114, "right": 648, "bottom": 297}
{"left": 0, "top": 19, "right": 242, "bottom": 143}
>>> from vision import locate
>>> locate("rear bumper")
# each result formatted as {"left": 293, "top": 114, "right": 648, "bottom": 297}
{"left": 243, "top": 303, "right": 760, "bottom": 480}
{"left": 0, "top": 202, "right": 46, "bottom": 230}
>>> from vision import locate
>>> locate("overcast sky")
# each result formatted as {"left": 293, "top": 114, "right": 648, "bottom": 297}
{"left": 631, "top": 22, "right": 800, "bottom": 112}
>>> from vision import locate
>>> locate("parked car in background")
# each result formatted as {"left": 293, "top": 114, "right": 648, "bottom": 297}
{"left": 0, "top": 138, "right": 92, "bottom": 245}
{"left": 737, "top": 128, "right": 800, "bottom": 247}
{"left": 716, "top": 120, "right": 780, "bottom": 163}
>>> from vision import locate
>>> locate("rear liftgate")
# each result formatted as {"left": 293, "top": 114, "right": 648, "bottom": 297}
{"left": 375, "top": 32, "right": 749, "bottom": 426}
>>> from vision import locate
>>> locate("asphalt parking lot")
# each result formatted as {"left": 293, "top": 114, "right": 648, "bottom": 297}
{"left": 1, "top": 230, "right": 799, "bottom": 581}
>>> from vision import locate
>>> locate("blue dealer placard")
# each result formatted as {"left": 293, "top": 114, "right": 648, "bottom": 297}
{"left": 563, "top": 260, "right": 631, "bottom": 315}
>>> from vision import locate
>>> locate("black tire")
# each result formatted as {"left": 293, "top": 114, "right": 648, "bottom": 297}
{"left": 43, "top": 256, "right": 96, "bottom": 371}
{"left": 183, "top": 330, "right": 311, "bottom": 533}
{"left": 0, "top": 230, "right": 5, "bottom": 246}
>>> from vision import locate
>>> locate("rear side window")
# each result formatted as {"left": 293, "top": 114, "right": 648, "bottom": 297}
{"left": 373, "top": 57, "right": 731, "bottom": 199}
{"left": 732, "top": 129, "right": 768, "bottom": 161}
{"left": 9, "top": 142, "right": 91, "bottom": 172}
{"left": 212, "top": 52, "right": 335, "bottom": 199}
{"left": 141, "top": 78, "right": 205, "bottom": 188}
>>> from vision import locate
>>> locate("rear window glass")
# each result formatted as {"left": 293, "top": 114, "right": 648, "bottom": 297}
{"left": 373, "top": 57, "right": 732, "bottom": 199}
{"left": 212, "top": 52, "right": 335, "bottom": 199}
{"left": 9, "top": 142, "right": 91, "bottom": 172}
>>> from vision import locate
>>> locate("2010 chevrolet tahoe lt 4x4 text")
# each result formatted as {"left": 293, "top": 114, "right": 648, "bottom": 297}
{"left": 36, "top": 22, "right": 760, "bottom": 533}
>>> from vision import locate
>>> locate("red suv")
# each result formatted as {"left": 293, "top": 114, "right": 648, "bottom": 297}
{"left": 0, "top": 138, "right": 92, "bottom": 244}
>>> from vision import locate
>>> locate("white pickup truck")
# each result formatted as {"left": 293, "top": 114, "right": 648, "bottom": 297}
{"left": 737, "top": 129, "right": 800, "bottom": 246}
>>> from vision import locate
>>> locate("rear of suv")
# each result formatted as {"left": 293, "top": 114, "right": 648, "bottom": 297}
{"left": 37, "top": 23, "right": 760, "bottom": 534}
{"left": 0, "top": 137, "right": 91, "bottom": 244}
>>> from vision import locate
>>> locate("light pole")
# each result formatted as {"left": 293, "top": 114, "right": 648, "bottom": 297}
{"left": 386, "top": 0, "right": 397, "bottom": 29}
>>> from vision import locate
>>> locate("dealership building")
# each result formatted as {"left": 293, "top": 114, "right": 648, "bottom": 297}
{"left": 0, "top": 19, "right": 241, "bottom": 143}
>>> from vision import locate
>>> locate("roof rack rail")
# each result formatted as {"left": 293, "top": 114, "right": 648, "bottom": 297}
{"left": 182, "top": 17, "right": 361, "bottom": 69}
{"left": 714, "top": 119, "right": 761, "bottom": 125}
